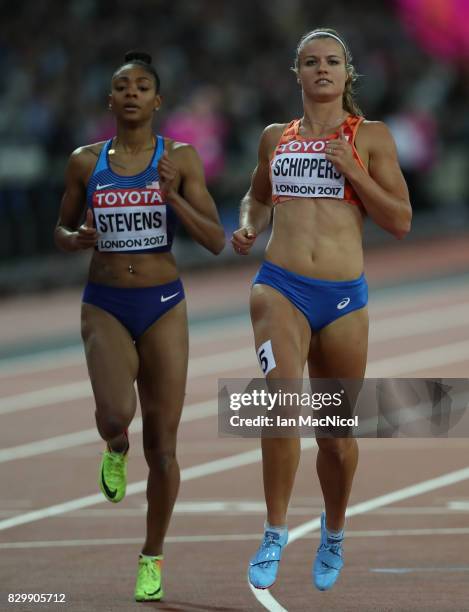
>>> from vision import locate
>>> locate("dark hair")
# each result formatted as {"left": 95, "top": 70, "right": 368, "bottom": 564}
{"left": 292, "top": 28, "right": 362, "bottom": 116}
{"left": 113, "top": 50, "right": 161, "bottom": 93}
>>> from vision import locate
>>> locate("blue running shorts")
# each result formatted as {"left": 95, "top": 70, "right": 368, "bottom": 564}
{"left": 253, "top": 260, "right": 367, "bottom": 331}
{"left": 82, "top": 278, "right": 185, "bottom": 340}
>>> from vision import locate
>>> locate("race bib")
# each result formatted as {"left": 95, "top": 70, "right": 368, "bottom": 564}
{"left": 271, "top": 140, "right": 345, "bottom": 199}
{"left": 93, "top": 188, "right": 168, "bottom": 252}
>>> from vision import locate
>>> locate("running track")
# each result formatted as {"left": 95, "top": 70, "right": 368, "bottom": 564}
{"left": 1, "top": 235, "right": 469, "bottom": 611}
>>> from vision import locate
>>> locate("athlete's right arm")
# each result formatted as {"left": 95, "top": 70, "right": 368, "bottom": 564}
{"left": 231, "top": 125, "right": 278, "bottom": 255}
{"left": 54, "top": 148, "right": 98, "bottom": 252}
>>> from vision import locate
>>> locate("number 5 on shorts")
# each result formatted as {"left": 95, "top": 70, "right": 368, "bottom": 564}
{"left": 257, "top": 340, "right": 276, "bottom": 376}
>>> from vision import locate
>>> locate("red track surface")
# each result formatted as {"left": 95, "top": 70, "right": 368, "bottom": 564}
{"left": 1, "top": 236, "right": 469, "bottom": 611}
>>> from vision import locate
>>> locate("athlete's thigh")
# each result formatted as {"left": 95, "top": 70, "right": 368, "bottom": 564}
{"left": 308, "top": 307, "right": 369, "bottom": 378}
{"left": 250, "top": 284, "right": 311, "bottom": 378}
{"left": 81, "top": 303, "right": 139, "bottom": 411}
{"left": 136, "top": 299, "right": 188, "bottom": 440}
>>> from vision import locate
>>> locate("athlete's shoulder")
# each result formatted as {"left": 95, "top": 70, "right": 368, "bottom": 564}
{"left": 71, "top": 141, "right": 107, "bottom": 160}
{"left": 356, "top": 120, "right": 396, "bottom": 153}
{"left": 165, "top": 138, "right": 195, "bottom": 154}
{"left": 68, "top": 141, "right": 107, "bottom": 174}
{"left": 164, "top": 139, "right": 204, "bottom": 178}
{"left": 165, "top": 139, "right": 200, "bottom": 163}
{"left": 262, "top": 122, "right": 290, "bottom": 141}
{"left": 259, "top": 123, "right": 291, "bottom": 156}
{"left": 358, "top": 119, "right": 393, "bottom": 138}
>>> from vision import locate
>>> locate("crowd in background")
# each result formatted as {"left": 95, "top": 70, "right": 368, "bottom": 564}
{"left": 1, "top": 0, "right": 469, "bottom": 260}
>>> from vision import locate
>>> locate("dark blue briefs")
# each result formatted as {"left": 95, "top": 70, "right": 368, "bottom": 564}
{"left": 82, "top": 278, "right": 185, "bottom": 340}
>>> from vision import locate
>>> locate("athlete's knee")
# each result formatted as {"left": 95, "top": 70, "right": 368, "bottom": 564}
{"left": 144, "top": 446, "right": 177, "bottom": 473}
{"left": 95, "top": 411, "right": 131, "bottom": 441}
{"left": 316, "top": 437, "right": 357, "bottom": 462}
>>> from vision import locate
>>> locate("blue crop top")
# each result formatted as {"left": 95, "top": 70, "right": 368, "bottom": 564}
{"left": 86, "top": 135, "right": 178, "bottom": 253}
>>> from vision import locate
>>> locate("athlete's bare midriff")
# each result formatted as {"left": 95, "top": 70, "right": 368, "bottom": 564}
{"left": 88, "top": 250, "right": 179, "bottom": 287}
{"left": 265, "top": 197, "right": 364, "bottom": 280}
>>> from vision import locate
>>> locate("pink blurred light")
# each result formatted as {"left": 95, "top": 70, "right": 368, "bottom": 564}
{"left": 396, "top": 0, "right": 469, "bottom": 59}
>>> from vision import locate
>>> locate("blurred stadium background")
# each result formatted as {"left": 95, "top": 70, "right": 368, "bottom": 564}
{"left": 2, "top": 4, "right": 469, "bottom": 610}
{"left": 0, "top": 0, "right": 468, "bottom": 293}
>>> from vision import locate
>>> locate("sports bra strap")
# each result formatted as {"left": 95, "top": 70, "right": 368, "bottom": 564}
{"left": 94, "top": 139, "right": 113, "bottom": 174}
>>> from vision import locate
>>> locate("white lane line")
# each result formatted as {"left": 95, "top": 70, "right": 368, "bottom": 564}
{"left": 0, "top": 380, "right": 93, "bottom": 416}
{"left": 3, "top": 503, "right": 464, "bottom": 519}
{"left": 2, "top": 296, "right": 469, "bottom": 380}
{"left": 0, "top": 535, "right": 262, "bottom": 549}
{"left": 2, "top": 299, "right": 469, "bottom": 417}
{"left": 248, "top": 584, "right": 288, "bottom": 612}
{"left": 2, "top": 335, "right": 469, "bottom": 459}
{"left": 366, "top": 339, "right": 469, "bottom": 377}
{"left": 0, "top": 441, "right": 318, "bottom": 532}
{"left": 3, "top": 527, "right": 469, "bottom": 549}
{"left": 249, "top": 464, "right": 469, "bottom": 611}
{"left": 347, "top": 528, "right": 469, "bottom": 537}
{"left": 0, "top": 346, "right": 85, "bottom": 379}
{"left": 0, "top": 400, "right": 217, "bottom": 464}
{"left": 2, "top": 330, "right": 469, "bottom": 421}
{"left": 1, "top": 437, "right": 469, "bottom": 609}
{"left": 370, "top": 567, "right": 469, "bottom": 574}
{"left": 0, "top": 347, "right": 255, "bottom": 416}
{"left": 0, "top": 445, "right": 262, "bottom": 531}
{"left": 0, "top": 505, "right": 466, "bottom": 519}
{"left": 0, "top": 316, "right": 251, "bottom": 379}
{"left": 447, "top": 501, "right": 469, "bottom": 510}
{"left": 370, "top": 302, "right": 469, "bottom": 342}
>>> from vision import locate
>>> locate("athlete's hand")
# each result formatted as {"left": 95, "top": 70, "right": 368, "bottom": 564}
{"left": 325, "top": 127, "right": 358, "bottom": 178}
{"left": 231, "top": 225, "right": 257, "bottom": 255}
{"left": 74, "top": 209, "right": 98, "bottom": 250}
{"left": 158, "top": 151, "right": 179, "bottom": 198}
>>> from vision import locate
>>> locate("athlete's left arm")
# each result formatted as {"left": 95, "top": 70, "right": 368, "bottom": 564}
{"left": 159, "top": 144, "right": 225, "bottom": 254}
{"left": 328, "top": 122, "right": 412, "bottom": 239}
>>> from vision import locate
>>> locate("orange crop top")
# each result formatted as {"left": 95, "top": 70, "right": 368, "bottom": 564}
{"left": 270, "top": 115, "right": 367, "bottom": 207}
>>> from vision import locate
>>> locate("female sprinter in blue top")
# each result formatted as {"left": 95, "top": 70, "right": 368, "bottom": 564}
{"left": 232, "top": 29, "right": 411, "bottom": 592}
{"left": 55, "top": 51, "right": 225, "bottom": 602}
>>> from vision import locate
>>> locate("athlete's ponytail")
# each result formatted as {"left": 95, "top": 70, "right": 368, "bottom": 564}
{"left": 113, "top": 50, "right": 161, "bottom": 92}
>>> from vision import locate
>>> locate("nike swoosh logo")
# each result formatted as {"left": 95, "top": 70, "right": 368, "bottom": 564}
{"left": 96, "top": 183, "right": 114, "bottom": 190}
{"left": 161, "top": 291, "right": 180, "bottom": 303}
{"left": 101, "top": 466, "right": 117, "bottom": 499}
{"left": 145, "top": 586, "right": 161, "bottom": 597}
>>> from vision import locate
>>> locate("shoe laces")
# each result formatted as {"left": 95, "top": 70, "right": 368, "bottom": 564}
{"left": 106, "top": 452, "right": 125, "bottom": 480}
{"left": 258, "top": 532, "right": 280, "bottom": 568}
{"left": 140, "top": 557, "right": 161, "bottom": 582}
{"left": 263, "top": 532, "right": 279, "bottom": 547}
{"left": 319, "top": 537, "right": 343, "bottom": 561}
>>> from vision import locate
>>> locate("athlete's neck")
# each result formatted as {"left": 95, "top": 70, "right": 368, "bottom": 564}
{"left": 301, "top": 100, "right": 347, "bottom": 137}
{"left": 114, "top": 123, "right": 155, "bottom": 154}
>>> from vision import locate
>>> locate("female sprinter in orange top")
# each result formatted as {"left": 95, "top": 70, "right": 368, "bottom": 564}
{"left": 232, "top": 29, "right": 411, "bottom": 592}
{"left": 55, "top": 51, "right": 225, "bottom": 602}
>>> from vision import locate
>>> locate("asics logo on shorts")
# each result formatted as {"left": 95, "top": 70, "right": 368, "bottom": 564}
{"left": 337, "top": 297, "right": 351, "bottom": 310}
